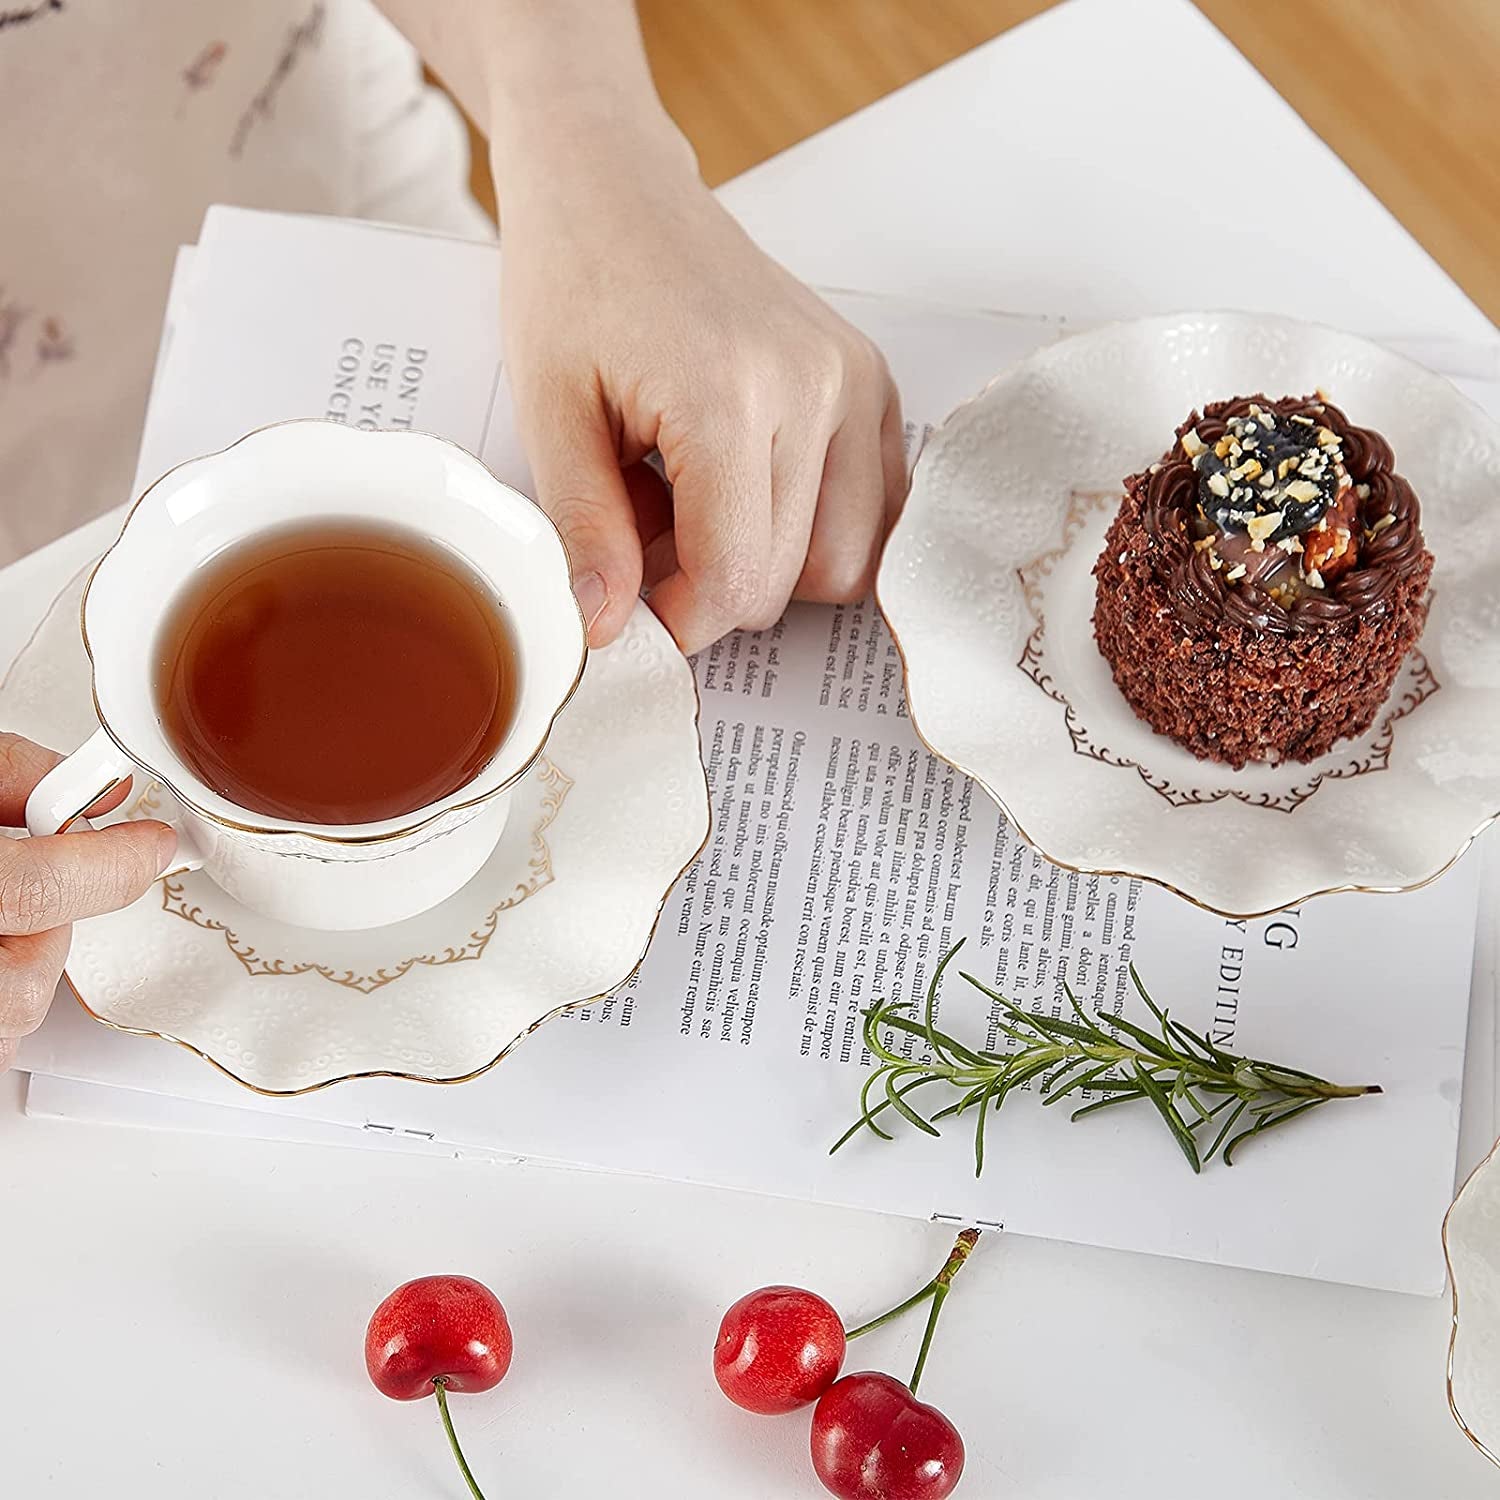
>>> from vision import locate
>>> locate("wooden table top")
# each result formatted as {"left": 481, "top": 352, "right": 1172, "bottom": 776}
{"left": 630, "top": 0, "right": 1500, "bottom": 327}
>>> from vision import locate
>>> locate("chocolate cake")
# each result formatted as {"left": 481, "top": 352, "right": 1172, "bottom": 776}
{"left": 1092, "top": 394, "right": 1433, "bottom": 768}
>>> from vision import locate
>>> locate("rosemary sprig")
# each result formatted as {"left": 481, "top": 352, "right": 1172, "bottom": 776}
{"left": 831, "top": 940, "right": 1380, "bottom": 1175}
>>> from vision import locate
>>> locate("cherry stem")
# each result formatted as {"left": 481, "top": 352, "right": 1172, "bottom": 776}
{"left": 909, "top": 1228, "right": 980, "bottom": 1394}
{"left": 842, "top": 1284, "right": 938, "bottom": 1341}
{"left": 908, "top": 1284, "right": 950, "bottom": 1395}
{"left": 843, "top": 1228, "right": 984, "bottom": 1381}
{"left": 433, "top": 1379, "right": 489, "bottom": 1500}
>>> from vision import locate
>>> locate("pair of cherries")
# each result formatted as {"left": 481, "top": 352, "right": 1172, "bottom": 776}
{"left": 365, "top": 1232, "right": 976, "bottom": 1500}
{"left": 714, "top": 1233, "right": 977, "bottom": 1499}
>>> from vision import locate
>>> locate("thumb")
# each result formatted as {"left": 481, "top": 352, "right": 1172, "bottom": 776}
{"left": 519, "top": 379, "right": 643, "bottom": 648}
{"left": 1, "top": 819, "right": 177, "bottom": 935}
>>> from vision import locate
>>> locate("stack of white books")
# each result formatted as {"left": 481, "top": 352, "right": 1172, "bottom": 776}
{"left": 17, "top": 207, "right": 1500, "bottom": 1297}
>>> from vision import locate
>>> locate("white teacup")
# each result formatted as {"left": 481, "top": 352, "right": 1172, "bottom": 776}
{"left": 26, "top": 420, "right": 586, "bottom": 931}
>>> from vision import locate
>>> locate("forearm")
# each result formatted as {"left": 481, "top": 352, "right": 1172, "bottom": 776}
{"left": 373, "top": 0, "right": 698, "bottom": 200}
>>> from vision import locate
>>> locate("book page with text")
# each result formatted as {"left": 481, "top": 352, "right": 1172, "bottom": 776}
{"left": 20, "top": 207, "right": 1486, "bottom": 1296}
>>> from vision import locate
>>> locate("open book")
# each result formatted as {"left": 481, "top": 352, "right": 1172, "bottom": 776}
{"left": 20, "top": 207, "right": 1497, "bottom": 1295}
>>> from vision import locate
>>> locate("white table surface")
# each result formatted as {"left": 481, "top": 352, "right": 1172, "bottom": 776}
{"left": 5, "top": 0, "right": 1499, "bottom": 1494}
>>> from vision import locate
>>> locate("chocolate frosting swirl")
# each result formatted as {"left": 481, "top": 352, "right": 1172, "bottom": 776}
{"left": 1137, "top": 394, "right": 1429, "bottom": 637}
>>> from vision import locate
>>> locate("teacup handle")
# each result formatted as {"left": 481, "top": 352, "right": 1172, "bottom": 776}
{"left": 25, "top": 727, "right": 207, "bottom": 879}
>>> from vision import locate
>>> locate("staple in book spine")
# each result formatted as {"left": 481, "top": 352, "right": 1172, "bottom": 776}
{"left": 931, "top": 1211, "right": 1004, "bottom": 1233}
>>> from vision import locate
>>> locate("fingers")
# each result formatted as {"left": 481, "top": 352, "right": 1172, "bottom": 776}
{"left": 635, "top": 465, "right": 680, "bottom": 592}
{"left": 624, "top": 462, "right": 676, "bottom": 596}
{"left": 880, "top": 384, "right": 910, "bottom": 526}
{"left": 0, "top": 924, "right": 70, "bottom": 1045}
{"left": 624, "top": 461, "right": 674, "bottom": 546}
{"left": 0, "top": 731, "right": 133, "bottom": 826}
{"left": 514, "top": 302, "right": 899, "bottom": 655}
{"left": 767, "top": 421, "right": 832, "bottom": 608}
{"left": 0, "top": 733, "right": 172, "bottom": 1058}
{"left": 0, "top": 733, "right": 60, "bottom": 824}
{"left": 648, "top": 348, "right": 898, "bottom": 647}
{"left": 0, "top": 820, "right": 176, "bottom": 937}
{"left": 797, "top": 412, "right": 888, "bottom": 604}
{"left": 649, "top": 415, "right": 776, "bottom": 655}
{"left": 642, "top": 528, "right": 679, "bottom": 593}
{"left": 517, "top": 375, "right": 643, "bottom": 649}
{"left": 796, "top": 364, "right": 905, "bottom": 605}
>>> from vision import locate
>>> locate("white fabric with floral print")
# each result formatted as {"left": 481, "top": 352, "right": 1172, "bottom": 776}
{"left": 0, "top": 0, "right": 491, "bottom": 566}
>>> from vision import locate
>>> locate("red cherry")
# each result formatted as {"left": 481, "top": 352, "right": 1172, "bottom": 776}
{"left": 365, "top": 1274, "right": 513, "bottom": 1400}
{"left": 810, "top": 1371, "right": 965, "bottom": 1499}
{"left": 714, "top": 1286, "right": 847, "bottom": 1414}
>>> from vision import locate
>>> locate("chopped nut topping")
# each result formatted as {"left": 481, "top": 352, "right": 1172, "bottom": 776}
{"left": 1277, "top": 535, "right": 1304, "bottom": 554}
{"left": 1283, "top": 478, "right": 1320, "bottom": 503}
{"left": 1246, "top": 510, "right": 1283, "bottom": 544}
{"left": 1225, "top": 563, "right": 1247, "bottom": 581}
{"left": 1180, "top": 428, "right": 1206, "bottom": 459}
{"left": 1207, "top": 471, "right": 1231, "bottom": 498}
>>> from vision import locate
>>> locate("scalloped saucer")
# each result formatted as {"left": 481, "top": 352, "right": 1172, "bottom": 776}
{"left": 878, "top": 312, "right": 1500, "bottom": 918}
{"left": 0, "top": 564, "right": 708, "bottom": 1094}
{"left": 1446, "top": 1138, "right": 1500, "bottom": 1470}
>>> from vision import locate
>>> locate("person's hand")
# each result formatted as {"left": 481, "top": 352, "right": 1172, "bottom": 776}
{"left": 0, "top": 733, "right": 176, "bottom": 1072}
{"left": 377, "top": 0, "right": 906, "bottom": 653}
{"left": 498, "top": 127, "right": 905, "bottom": 655}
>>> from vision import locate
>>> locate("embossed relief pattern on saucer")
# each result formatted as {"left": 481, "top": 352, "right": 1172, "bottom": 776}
{"left": 1014, "top": 489, "right": 1442, "bottom": 814}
